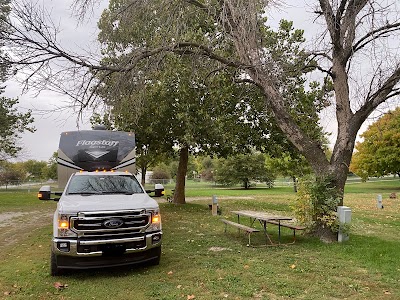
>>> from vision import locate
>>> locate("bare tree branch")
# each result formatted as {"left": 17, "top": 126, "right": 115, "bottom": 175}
{"left": 350, "top": 22, "right": 400, "bottom": 55}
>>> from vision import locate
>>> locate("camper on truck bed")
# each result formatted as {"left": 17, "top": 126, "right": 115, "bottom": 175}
{"left": 38, "top": 127, "right": 163, "bottom": 276}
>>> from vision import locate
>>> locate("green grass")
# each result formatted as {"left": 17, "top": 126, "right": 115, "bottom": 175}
{"left": 344, "top": 178, "right": 400, "bottom": 195}
{"left": 0, "top": 192, "right": 55, "bottom": 213}
{"left": 0, "top": 179, "right": 399, "bottom": 299}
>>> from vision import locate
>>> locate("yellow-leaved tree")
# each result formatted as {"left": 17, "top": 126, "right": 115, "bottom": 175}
{"left": 350, "top": 107, "right": 400, "bottom": 181}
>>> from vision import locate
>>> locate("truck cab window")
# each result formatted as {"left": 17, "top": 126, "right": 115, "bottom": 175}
{"left": 66, "top": 175, "right": 144, "bottom": 195}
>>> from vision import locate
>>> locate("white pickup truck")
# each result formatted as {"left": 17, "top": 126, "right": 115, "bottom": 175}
{"left": 38, "top": 128, "right": 163, "bottom": 275}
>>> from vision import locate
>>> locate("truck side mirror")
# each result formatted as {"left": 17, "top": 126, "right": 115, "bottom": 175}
{"left": 154, "top": 184, "right": 165, "bottom": 197}
{"left": 38, "top": 185, "right": 51, "bottom": 200}
{"left": 38, "top": 186, "right": 61, "bottom": 201}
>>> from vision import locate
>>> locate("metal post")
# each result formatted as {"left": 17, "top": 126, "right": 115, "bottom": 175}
{"left": 338, "top": 206, "right": 351, "bottom": 242}
{"left": 376, "top": 194, "right": 383, "bottom": 209}
{"left": 212, "top": 195, "right": 218, "bottom": 216}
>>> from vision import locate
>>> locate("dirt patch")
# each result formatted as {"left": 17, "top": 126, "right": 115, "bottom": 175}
{"left": 0, "top": 209, "right": 53, "bottom": 251}
{"left": 0, "top": 212, "right": 30, "bottom": 226}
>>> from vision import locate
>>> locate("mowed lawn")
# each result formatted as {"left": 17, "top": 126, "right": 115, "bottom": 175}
{"left": 0, "top": 179, "right": 399, "bottom": 299}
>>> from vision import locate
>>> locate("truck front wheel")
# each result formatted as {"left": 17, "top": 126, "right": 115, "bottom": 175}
{"left": 149, "top": 246, "right": 161, "bottom": 266}
{"left": 50, "top": 251, "right": 63, "bottom": 276}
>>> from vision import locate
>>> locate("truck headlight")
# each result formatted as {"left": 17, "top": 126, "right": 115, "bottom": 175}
{"left": 57, "top": 214, "right": 76, "bottom": 237}
{"left": 152, "top": 214, "right": 160, "bottom": 224}
{"left": 146, "top": 211, "right": 162, "bottom": 232}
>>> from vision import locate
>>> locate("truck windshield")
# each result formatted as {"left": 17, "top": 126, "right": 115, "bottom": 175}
{"left": 66, "top": 175, "right": 144, "bottom": 195}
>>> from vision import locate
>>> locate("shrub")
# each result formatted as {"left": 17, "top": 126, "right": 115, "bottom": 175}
{"left": 292, "top": 176, "right": 340, "bottom": 234}
{"left": 151, "top": 164, "right": 171, "bottom": 180}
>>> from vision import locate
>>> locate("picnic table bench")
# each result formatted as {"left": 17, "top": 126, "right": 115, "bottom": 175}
{"left": 265, "top": 220, "right": 306, "bottom": 243}
{"left": 220, "top": 218, "right": 260, "bottom": 246}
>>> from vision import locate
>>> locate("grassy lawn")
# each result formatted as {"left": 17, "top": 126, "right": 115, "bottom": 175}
{"left": 0, "top": 179, "right": 399, "bottom": 299}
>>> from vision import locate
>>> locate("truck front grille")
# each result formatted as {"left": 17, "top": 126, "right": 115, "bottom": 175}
{"left": 70, "top": 210, "right": 151, "bottom": 236}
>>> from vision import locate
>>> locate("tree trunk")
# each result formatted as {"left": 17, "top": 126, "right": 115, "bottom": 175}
{"left": 292, "top": 176, "right": 297, "bottom": 193}
{"left": 244, "top": 179, "right": 249, "bottom": 189}
{"left": 173, "top": 146, "right": 189, "bottom": 204}
{"left": 141, "top": 166, "right": 146, "bottom": 186}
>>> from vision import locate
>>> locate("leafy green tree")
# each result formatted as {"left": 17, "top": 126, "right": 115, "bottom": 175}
{"left": 350, "top": 108, "right": 400, "bottom": 181}
{"left": 150, "top": 163, "right": 171, "bottom": 183}
{"left": 0, "top": 97, "right": 35, "bottom": 161}
{"left": 0, "top": 161, "right": 25, "bottom": 188}
{"left": 95, "top": 7, "right": 326, "bottom": 203}
{"left": 266, "top": 153, "right": 311, "bottom": 193}
{"left": 215, "top": 153, "right": 275, "bottom": 189}
{"left": 22, "top": 160, "right": 47, "bottom": 180}
{"left": 94, "top": 1, "right": 283, "bottom": 203}
{"left": 199, "top": 156, "right": 216, "bottom": 182}
{"left": 42, "top": 151, "right": 58, "bottom": 180}
{"left": 0, "top": 1, "right": 35, "bottom": 161}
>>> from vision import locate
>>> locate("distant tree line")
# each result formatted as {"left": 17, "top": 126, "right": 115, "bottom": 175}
{"left": 148, "top": 151, "right": 312, "bottom": 190}
{"left": 0, "top": 152, "right": 57, "bottom": 187}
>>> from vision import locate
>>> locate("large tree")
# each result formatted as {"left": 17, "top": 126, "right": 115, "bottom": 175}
{"left": 93, "top": 3, "right": 315, "bottom": 204}
{"left": 95, "top": 56, "right": 276, "bottom": 203}
{"left": 350, "top": 107, "right": 400, "bottom": 180}
{"left": 3, "top": 0, "right": 400, "bottom": 239}
{"left": 0, "top": 0, "right": 35, "bottom": 160}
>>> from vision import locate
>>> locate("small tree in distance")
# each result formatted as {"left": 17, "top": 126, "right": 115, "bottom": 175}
{"left": 215, "top": 153, "right": 275, "bottom": 189}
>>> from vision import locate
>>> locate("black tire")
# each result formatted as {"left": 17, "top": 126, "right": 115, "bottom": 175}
{"left": 50, "top": 251, "right": 62, "bottom": 276}
{"left": 149, "top": 246, "right": 161, "bottom": 266}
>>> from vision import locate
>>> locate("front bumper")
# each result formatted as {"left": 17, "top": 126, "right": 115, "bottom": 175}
{"left": 52, "top": 232, "right": 162, "bottom": 269}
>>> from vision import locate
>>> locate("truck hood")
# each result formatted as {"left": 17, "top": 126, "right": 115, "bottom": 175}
{"left": 58, "top": 193, "right": 159, "bottom": 214}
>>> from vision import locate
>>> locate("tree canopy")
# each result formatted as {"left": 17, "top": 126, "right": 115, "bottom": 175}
{"left": 93, "top": 3, "right": 326, "bottom": 203}
{"left": 0, "top": 97, "right": 35, "bottom": 160}
{"left": 350, "top": 107, "right": 400, "bottom": 180}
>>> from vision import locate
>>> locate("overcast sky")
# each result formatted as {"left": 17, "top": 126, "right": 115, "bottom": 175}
{"left": 5, "top": 0, "right": 385, "bottom": 162}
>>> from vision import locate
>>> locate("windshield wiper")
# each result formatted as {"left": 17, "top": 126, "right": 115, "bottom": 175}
{"left": 68, "top": 192, "right": 103, "bottom": 195}
{"left": 101, "top": 191, "right": 135, "bottom": 195}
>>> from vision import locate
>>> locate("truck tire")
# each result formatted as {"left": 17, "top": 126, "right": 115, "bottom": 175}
{"left": 149, "top": 246, "right": 161, "bottom": 266}
{"left": 50, "top": 251, "right": 63, "bottom": 276}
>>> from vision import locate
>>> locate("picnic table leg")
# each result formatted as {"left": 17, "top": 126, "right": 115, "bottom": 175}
{"left": 261, "top": 220, "right": 275, "bottom": 245}
{"left": 263, "top": 221, "right": 267, "bottom": 244}
{"left": 278, "top": 220, "right": 281, "bottom": 244}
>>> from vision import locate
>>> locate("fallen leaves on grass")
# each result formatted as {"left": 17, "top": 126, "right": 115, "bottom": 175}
{"left": 3, "top": 284, "right": 20, "bottom": 296}
{"left": 208, "top": 247, "right": 231, "bottom": 252}
{"left": 187, "top": 295, "right": 195, "bottom": 299}
{"left": 54, "top": 282, "right": 68, "bottom": 290}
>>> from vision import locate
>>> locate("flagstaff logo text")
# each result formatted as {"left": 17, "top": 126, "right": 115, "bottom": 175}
{"left": 76, "top": 140, "right": 119, "bottom": 147}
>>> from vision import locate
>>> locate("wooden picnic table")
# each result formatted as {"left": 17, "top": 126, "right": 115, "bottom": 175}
{"left": 231, "top": 210, "right": 293, "bottom": 245}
